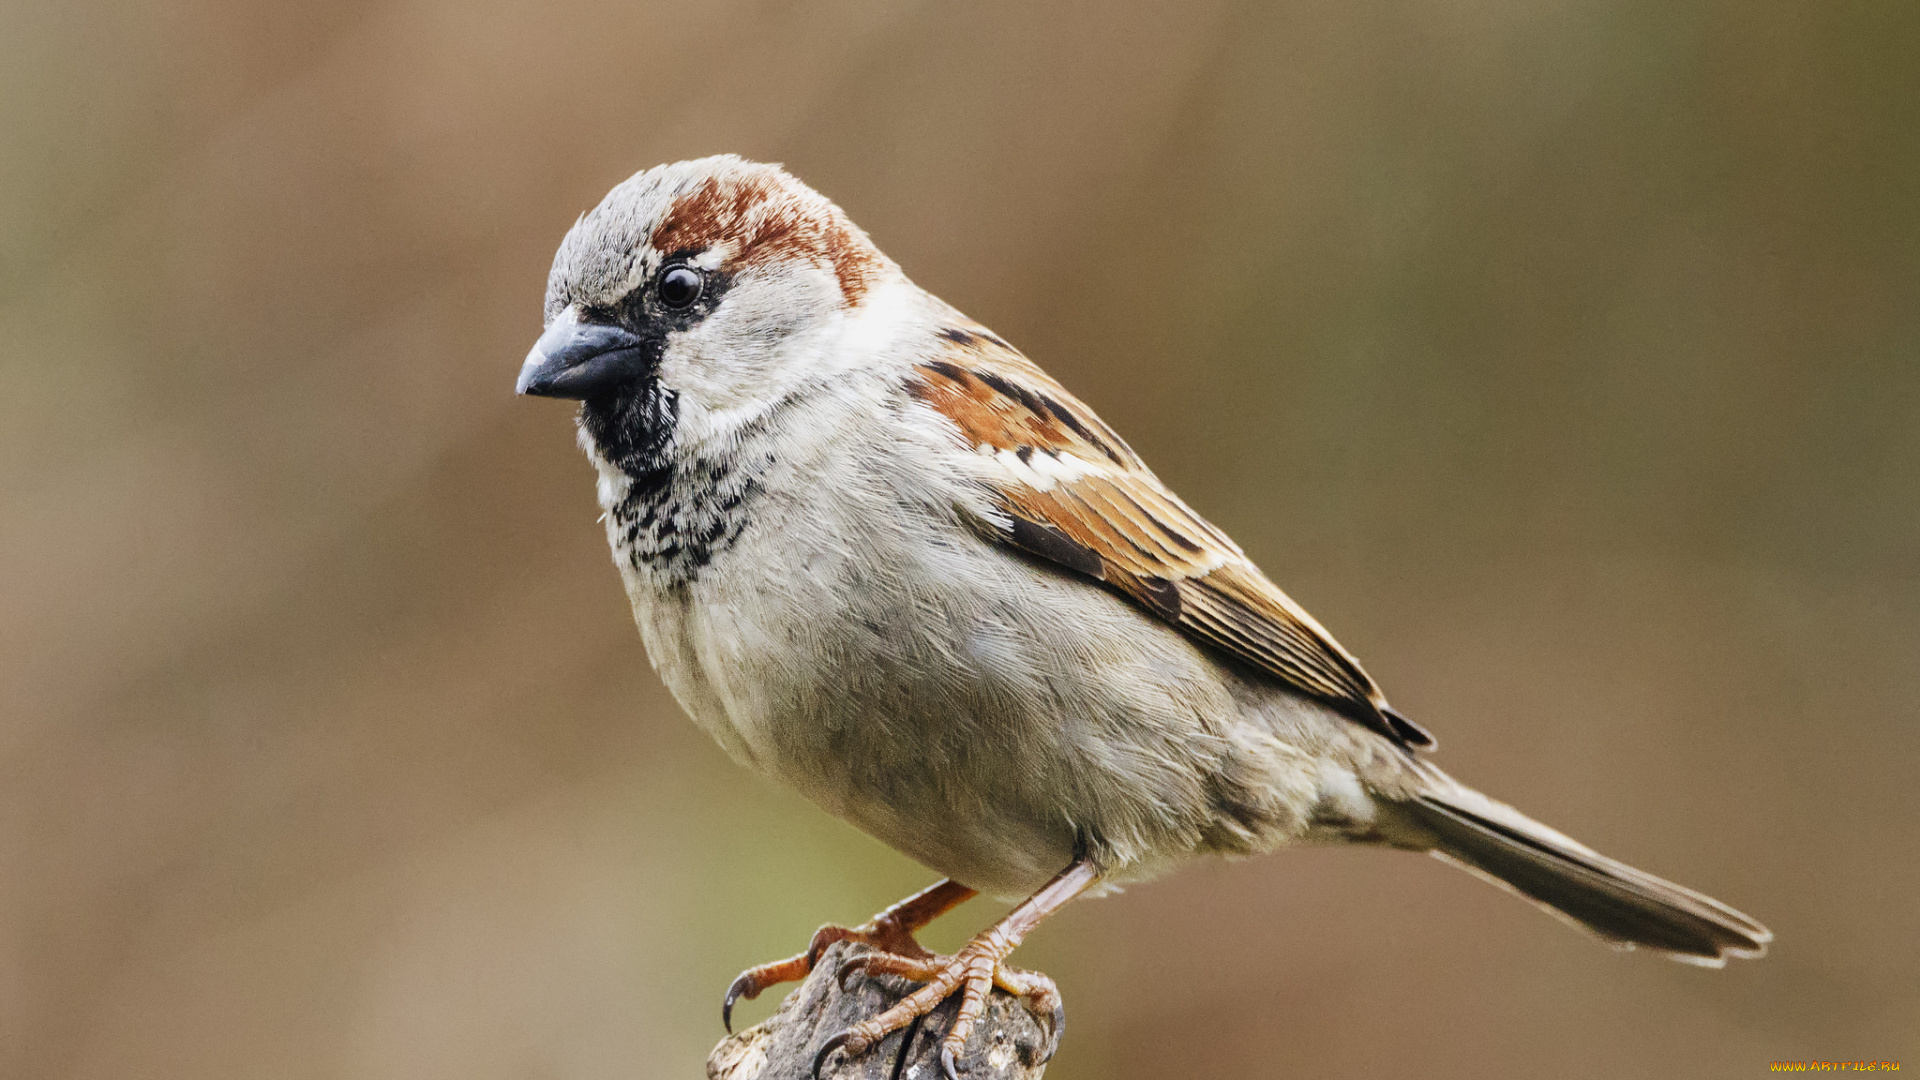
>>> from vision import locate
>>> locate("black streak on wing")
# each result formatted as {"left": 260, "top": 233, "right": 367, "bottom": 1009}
{"left": 909, "top": 350, "right": 1437, "bottom": 753}
{"left": 1007, "top": 517, "right": 1107, "bottom": 579}
{"left": 1134, "top": 576, "right": 1183, "bottom": 619}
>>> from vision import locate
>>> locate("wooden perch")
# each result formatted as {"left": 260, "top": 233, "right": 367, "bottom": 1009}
{"left": 707, "top": 941, "right": 1053, "bottom": 1080}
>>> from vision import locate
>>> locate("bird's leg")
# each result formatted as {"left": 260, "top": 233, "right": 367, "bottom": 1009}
{"left": 722, "top": 878, "right": 976, "bottom": 1031}
{"left": 815, "top": 855, "right": 1098, "bottom": 1080}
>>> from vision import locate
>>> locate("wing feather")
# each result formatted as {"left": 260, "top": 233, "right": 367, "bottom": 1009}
{"left": 910, "top": 328, "right": 1435, "bottom": 750}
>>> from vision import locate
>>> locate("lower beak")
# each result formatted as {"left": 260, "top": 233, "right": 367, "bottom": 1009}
{"left": 516, "top": 318, "right": 652, "bottom": 399}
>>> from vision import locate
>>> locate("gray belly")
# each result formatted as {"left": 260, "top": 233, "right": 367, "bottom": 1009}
{"left": 627, "top": 506, "right": 1339, "bottom": 898}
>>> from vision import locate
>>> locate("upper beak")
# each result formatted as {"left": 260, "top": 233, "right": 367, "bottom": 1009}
{"left": 516, "top": 316, "right": 652, "bottom": 399}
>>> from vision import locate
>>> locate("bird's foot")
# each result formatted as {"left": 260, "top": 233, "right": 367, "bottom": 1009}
{"left": 723, "top": 921, "right": 929, "bottom": 1034}
{"left": 722, "top": 878, "right": 975, "bottom": 1034}
{"left": 813, "top": 937, "right": 1064, "bottom": 1079}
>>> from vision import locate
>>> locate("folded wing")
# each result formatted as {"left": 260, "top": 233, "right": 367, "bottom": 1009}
{"left": 910, "top": 327, "right": 1433, "bottom": 750}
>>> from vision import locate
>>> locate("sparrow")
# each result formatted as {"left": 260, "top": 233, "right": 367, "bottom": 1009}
{"left": 516, "top": 155, "right": 1770, "bottom": 1077}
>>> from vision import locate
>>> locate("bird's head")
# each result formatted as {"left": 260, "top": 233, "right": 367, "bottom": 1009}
{"left": 518, "top": 156, "right": 901, "bottom": 458}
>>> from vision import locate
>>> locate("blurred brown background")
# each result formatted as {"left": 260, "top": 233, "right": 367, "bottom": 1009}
{"left": 3, "top": 1, "right": 1915, "bottom": 1077}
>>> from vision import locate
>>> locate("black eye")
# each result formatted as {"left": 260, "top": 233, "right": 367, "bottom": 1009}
{"left": 658, "top": 265, "right": 702, "bottom": 309}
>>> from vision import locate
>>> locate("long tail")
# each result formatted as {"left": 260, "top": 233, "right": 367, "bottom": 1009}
{"left": 1381, "top": 773, "right": 1771, "bottom": 965}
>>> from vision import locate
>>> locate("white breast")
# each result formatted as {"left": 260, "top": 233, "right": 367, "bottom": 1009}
{"left": 584, "top": 319, "right": 1367, "bottom": 897}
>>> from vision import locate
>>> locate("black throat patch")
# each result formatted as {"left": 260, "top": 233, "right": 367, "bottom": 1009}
{"left": 580, "top": 381, "right": 765, "bottom": 587}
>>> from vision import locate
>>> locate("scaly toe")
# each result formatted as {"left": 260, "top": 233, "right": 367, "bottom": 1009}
{"left": 805, "top": 925, "right": 857, "bottom": 969}
{"left": 812, "top": 938, "right": 1065, "bottom": 1075}
{"left": 720, "top": 951, "right": 812, "bottom": 1033}
{"left": 990, "top": 965, "right": 1065, "bottom": 1062}
{"left": 936, "top": 957, "right": 998, "bottom": 1064}
{"left": 724, "top": 922, "right": 928, "bottom": 1034}
{"left": 838, "top": 949, "right": 946, "bottom": 987}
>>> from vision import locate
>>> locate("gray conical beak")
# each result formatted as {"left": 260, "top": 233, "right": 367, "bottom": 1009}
{"left": 516, "top": 314, "right": 652, "bottom": 399}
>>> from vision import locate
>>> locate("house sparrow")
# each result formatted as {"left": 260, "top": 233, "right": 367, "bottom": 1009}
{"left": 516, "top": 155, "right": 1769, "bottom": 1077}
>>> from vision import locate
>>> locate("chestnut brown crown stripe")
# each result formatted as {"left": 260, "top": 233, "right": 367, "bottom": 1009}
{"left": 649, "top": 172, "right": 883, "bottom": 305}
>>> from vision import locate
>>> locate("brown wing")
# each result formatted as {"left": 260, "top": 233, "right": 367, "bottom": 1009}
{"left": 910, "top": 326, "right": 1434, "bottom": 750}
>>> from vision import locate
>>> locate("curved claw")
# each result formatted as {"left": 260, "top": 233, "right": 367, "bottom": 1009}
{"left": 722, "top": 972, "right": 753, "bottom": 1034}
{"left": 939, "top": 1044, "right": 961, "bottom": 1080}
{"left": 812, "top": 1031, "right": 854, "bottom": 1079}
{"left": 833, "top": 953, "right": 871, "bottom": 989}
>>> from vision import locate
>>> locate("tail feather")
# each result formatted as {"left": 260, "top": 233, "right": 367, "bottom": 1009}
{"left": 1389, "top": 780, "right": 1771, "bottom": 965}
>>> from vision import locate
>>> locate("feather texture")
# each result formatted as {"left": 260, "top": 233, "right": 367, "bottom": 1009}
{"left": 910, "top": 327, "right": 1434, "bottom": 750}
